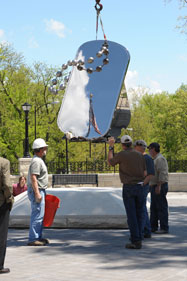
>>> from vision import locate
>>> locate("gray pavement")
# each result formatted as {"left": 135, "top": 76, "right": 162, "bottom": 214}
{"left": 3, "top": 192, "right": 187, "bottom": 281}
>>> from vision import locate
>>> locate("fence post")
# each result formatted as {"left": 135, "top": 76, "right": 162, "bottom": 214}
{"left": 86, "top": 159, "right": 88, "bottom": 174}
{"left": 167, "top": 157, "right": 172, "bottom": 172}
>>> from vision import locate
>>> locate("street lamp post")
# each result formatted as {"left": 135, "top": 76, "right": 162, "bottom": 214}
{"left": 22, "top": 102, "right": 32, "bottom": 158}
{"left": 65, "top": 136, "right": 69, "bottom": 174}
{"left": 35, "top": 106, "right": 37, "bottom": 139}
{"left": 62, "top": 135, "right": 69, "bottom": 174}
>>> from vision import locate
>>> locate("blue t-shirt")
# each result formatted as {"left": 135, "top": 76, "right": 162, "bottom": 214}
{"left": 144, "top": 154, "right": 155, "bottom": 176}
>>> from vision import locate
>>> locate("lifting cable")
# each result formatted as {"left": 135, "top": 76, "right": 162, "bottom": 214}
{"left": 95, "top": 0, "right": 107, "bottom": 41}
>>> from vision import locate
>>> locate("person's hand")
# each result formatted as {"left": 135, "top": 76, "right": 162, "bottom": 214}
{"left": 7, "top": 196, "right": 14, "bottom": 211}
{"left": 108, "top": 137, "right": 115, "bottom": 147}
{"left": 155, "top": 185, "right": 161, "bottom": 195}
{"left": 7, "top": 202, "right": 13, "bottom": 211}
{"left": 35, "top": 193, "right": 42, "bottom": 203}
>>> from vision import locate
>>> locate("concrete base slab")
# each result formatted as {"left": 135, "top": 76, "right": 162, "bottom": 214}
{"left": 10, "top": 187, "right": 128, "bottom": 228}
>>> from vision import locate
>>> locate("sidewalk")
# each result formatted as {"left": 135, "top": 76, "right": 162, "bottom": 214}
{"left": 3, "top": 192, "right": 187, "bottom": 281}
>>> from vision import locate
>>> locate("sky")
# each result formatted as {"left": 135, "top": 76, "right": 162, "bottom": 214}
{"left": 0, "top": 0, "right": 186, "bottom": 95}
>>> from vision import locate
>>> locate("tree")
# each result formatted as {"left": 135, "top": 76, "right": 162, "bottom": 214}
{"left": 129, "top": 85, "right": 187, "bottom": 160}
{"left": 165, "top": 0, "right": 187, "bottom": 35}
{"left": 0, "top": 44, "right": 65, "bottom": 162}
{"left": 1, "top": 44, "right": 186, "bottom": 166}
{"left": 0, "top": 43, "right": 31, "bottom": 160}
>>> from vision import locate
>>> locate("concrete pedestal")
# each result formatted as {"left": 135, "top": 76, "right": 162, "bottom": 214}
{"left": 10, "top": 187, "right": 128, "bottom": 228}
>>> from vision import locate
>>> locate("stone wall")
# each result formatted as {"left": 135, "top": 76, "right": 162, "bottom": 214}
{"left": 10, "top": 171, "right": 187, "bottom": 192}
{"left": 168, "top": 173, "right": 187, "bottom": 192}
{"left": 18, "top": 158, "right": 32, "bottom": 177}
{"left": 98, "top": 173, "right": 187, "bottom": 192}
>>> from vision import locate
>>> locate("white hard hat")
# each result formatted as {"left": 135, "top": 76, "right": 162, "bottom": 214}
{"left": 32, "top": 138, "right": 48, "bottom": 150}
{"left": 134, "top": 139, "right": 147, "bottom": 148}
{"left": 121, "top": 135, "right": 132, "bottom": 144}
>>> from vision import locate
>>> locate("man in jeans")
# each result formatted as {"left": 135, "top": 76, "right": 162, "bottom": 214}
{"left": 108, "top": 135, "right": 147, "bottom": 249}
{"left": 0, "top": 157, "right": 14, "bottom": 274}
{"left": 134, "top": 140, "right": 155, "bottom": 238}
{"left": 27, "top": 138, "right": 49, "bottom": 246}
{"left": 148, "top": 142, "right": 169, "bottom": 234}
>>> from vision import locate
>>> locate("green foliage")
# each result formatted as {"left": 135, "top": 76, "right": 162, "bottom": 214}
{"left": 0, "top": 44, "right": 64, "bottom": 162}
{"left": 129, "top": 84, "right": 187, "bottom": 160}
{"left": 165, "top": 0, "right": 187, "bottom": 36}
{"left": 0, "top": 43, "right": 186, "bottom": 164}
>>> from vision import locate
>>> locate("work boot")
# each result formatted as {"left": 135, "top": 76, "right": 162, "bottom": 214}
{"left": 27, "top": 240, "right": 46, "bottom": 246}
{"left": 0, "top": 268, "right": 10, "bottom": 274}
{"left": 151, "top": 228, "right": 158, "bottom": 233}
{"left": 155, "top": 229, "right": 168, "bottom": 234}
{"left": 144, "top": 233, "right": 152, "bottom": 238}
{"left": 125, "top": 241, "right": 142, "bottom": 249}
{"left": 40, "top": 238, "right": 50, "bottom": 244}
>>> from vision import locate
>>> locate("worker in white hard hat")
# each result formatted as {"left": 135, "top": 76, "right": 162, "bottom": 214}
{"left": 27, "top": 138, "right": 49, "bottom": 246}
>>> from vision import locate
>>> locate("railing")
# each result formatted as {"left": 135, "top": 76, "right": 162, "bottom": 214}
{"left": 46, "top": 159, "right": 187, "bottom": 174}
{"left": 46, "top": 160, "right": 119, "bottom": 174}
{"left": 167, "top": 159, "right": 187, "bottom": 173}
{"left": 10, "top": 159, "right": 187, "bottom": 175}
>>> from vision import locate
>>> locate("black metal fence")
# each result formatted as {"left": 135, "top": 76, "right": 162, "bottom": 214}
{"left": 46, "top": 159, "right": 187, "bottom": 174}
{"left": 167, "top": 159, "right": 187, "bottom": 173}
{"left": 46, "top": 160, "right": 119, "bottom": 174}
{"left": 10, "top": 159, "right": 187, "bottom": 175}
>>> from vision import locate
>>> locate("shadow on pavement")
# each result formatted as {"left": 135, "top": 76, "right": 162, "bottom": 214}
{"left": 7, "top": 205, "right": 187, "bottom": 271}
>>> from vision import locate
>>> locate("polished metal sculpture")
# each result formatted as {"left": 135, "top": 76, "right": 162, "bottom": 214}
{"left": 57, "top": 39, "right": 130, "bottom": 140}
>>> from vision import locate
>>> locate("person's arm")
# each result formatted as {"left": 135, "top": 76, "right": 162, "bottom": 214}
{"left": 31, "top": 174, "right": 42, "bottom": 203}
{"left": 155, "top": 178, "right": 165, "bottom": 194}
{"left": 144, "top": 156, "right": 155, "bottom": 186}
{"left": 2, "top": 160, "right": 14, "bottom": 209}
{"left": 155, "top": 158, "right": 167, "bottom": 194}
{"left": 107, "top": 137, "right": 115, "bottom": 165}
{"left": 155, "top": 182, "right": 162, "bottom": 194}
{"left": 144, "top": 174, "right": 153, "bottom": 186}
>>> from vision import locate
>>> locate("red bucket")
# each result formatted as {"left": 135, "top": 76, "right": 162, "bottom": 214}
{"left": 43, "top": 194, "right": 60, "bottom": 227}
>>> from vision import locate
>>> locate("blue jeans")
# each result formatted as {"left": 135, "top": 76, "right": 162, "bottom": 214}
{"left": 27, "top": 187, "right": 46, "bottom": 242}
{"left": 150, "top": 183, "right": 169, "bottom": 231}
{"left": 142, "top": 185, "right": 151, "bottom": 236}
{"left": 122, "top": 184, "right": 144, "bottom": 243}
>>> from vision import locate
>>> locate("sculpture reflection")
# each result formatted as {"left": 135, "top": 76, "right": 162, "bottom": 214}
{"left": 57, "top": 40, "right": 130, "bottom": 140}
{"left": 86, "top": 93, "right": 102, "bottom": 137}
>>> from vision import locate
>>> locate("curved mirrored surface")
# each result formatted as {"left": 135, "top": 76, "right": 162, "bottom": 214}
{"left": 57, "top": 40, "right": 130, "bottom": 140}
